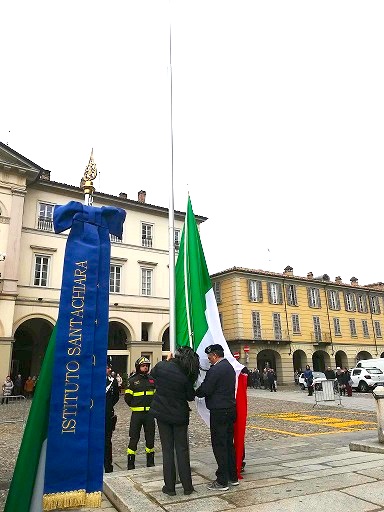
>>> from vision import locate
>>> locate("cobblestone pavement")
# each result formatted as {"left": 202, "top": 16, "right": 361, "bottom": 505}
{"left": 0, "top": 386, "right": 378, "bottom": 511}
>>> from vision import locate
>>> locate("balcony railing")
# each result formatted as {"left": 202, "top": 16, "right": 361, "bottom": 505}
{"left": 223, "top": 328, "right": 291, "bottom": 342}
{"left": 37, "top": 217, "right": 53, "bottom": 231}
{"left": 142, "top": 237, "right": 152, "bottom": 248}
{"left": 311, "top": 331, "right": 332, "bottom": 344}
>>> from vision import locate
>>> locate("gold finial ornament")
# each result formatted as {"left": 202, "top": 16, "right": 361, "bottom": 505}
{"left": 82, "top": 149, "right": 98, "bottom": 205}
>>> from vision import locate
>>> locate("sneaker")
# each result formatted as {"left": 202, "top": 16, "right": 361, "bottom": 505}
{"left": 207, "top": 480, "right": 229, "bottom": 491}
{"left": 229, "top": 480, "right": 239, "bottom": 486}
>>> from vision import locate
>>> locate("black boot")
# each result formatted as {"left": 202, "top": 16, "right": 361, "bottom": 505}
{"left": 127, "top": 454, "right": 135, "bottom": 470}
{"left": 146, "top": 452, "right": 155, "bottom": 467}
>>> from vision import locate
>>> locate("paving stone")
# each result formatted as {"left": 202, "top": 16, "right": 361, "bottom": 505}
{"left": 280, "top": 451, "right": 382, "bottom": 467}
{"left": 342, "top": 481, "right": 384, "bottom": 506}
{"left": 326, "top": 454, "right": 384, "bottom": 467}
{"left": 287, "top": 460, "right": 384, "bottom": 481}
{"left": 104, "top": 475, "right": 162, "bottom": 512}
{"left": 223, "top": 472, "right": 375, "bottom": 506}
{"left": 230, "top": 490, "right": 381, "bottom": 512}
{"left": 140, "top": 474, "right": 209, "bottom": 492}
{"left": 356, "top": 468, "right": 384, "bottom": 479}
{"left": 163, "top": 496, "right": 235, "bottom": 512}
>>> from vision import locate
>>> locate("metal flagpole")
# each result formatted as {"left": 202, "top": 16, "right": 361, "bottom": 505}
{"left": 168, "top": 14, "right": 176, "bottom": 355}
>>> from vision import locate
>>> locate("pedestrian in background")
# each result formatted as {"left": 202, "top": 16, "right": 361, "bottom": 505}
{"left": 1, "top": 376, "right": 13, "bottom": 404}
{"left": 267, "top": 368, "right": 277, "bottom": 392}
{"left": 116, "top": 373, "right": 123, "bottom": 394}
{"left": 150, "top": 347, "right": 200, "bottom": 497}
{"left": 13, "top": 374, "right": 22, "bottom": 396}
{"left": 195, "top": 344, "right": 237, "bottom": 491}
{"left": 303, "top": 365, "right": 314, "bottom": 396}
{"left": 24, "top": 376, "right": 34, "bottom": 399}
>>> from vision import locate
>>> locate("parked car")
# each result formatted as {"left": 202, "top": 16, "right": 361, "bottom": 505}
{"left": 349, "top": 367, "right": 384, "bottom": 392}
{"left": 298, "top": 371, "right": 326, "bottom": 390}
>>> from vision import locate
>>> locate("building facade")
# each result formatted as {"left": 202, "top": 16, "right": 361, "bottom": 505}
{"left": 211, "top": 266, "right": 384, "bottom": 385}
{"left": 0, "top": 142, "right": 206, "bottom": 381}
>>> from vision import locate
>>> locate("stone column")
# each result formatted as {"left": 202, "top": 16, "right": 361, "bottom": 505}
{"left": 0, "top": 337, "right": 14, "bottom": 378}
{"left": 373, "top": 386, "right": 384, "bottom": 443}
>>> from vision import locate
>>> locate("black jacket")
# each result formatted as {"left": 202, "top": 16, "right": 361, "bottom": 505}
{"left": 149, "top": 360, "right": 195, "bottom": 425}
{"left": 106, "top": 376, "right": 119, "bottom": 420}
{"left": 124, "top": 372, "right": 156, "bottom": 411}
{"left": 195, "top": 358, "right": 236, "bottom": 410}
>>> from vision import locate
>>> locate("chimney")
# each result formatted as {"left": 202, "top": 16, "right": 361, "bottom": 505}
{"left": 350, "top": 276, "right": 358, "bottom": 286}
{"left": 138, "top": 190, "right": 146, "bottom": 203}
{"left": 335, "top": 276, "right": 342, "bottom": 284}
{"left": 283, "top": 266, "right": 293, "bottom": 277}
{"left": 119, "top": 192, "right": 127, "bottom": 199}
{"left": 307, "top": 272, "right": 313, "bottom": 279}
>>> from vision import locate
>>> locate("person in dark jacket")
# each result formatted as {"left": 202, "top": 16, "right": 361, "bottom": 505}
{"left": 303, "top": 365, "right": 314, "bottom": 396}
{"left": 267, "top": 368, "right": 277, "bottom": 392}
{"left": 105, "top": 365, "right": 119, "bottom": 473}
{"left": 195, "top": 344, "right": 237, "bottom": 491}
{"left": 150, "top": 347, "right": 200, "bottom": 496}
{"left": 124, "top": 356, "right": 156, "bottom": 470}
{"left": 324, "top": 367, "right": 336, "bottom": 380}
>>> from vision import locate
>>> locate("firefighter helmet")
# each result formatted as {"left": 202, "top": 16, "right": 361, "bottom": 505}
{"left": 135, "top": 356, "right": 151, "bottom": 368}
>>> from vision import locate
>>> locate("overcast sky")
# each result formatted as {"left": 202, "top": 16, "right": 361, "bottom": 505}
{"left": 2, "top": 1, "right": 384, "bottom": 285}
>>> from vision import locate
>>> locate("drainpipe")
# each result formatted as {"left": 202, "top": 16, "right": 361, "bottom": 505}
{"left": 324, "top": 284, "right": 334, "bottom": 357}
{"left": 282, "top": 278, "right": 292, "bottom": 356}
{"left": 368, "top": 294, "right": 379, "bottom": 357}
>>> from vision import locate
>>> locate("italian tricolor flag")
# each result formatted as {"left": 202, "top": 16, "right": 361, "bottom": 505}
{"left": 175, "top": 197, "right": 247, "bottom": 477}
{"left": 5, "top": 328, "right": 56, "bottom": 512}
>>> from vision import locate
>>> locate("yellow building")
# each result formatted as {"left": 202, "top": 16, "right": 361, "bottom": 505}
{"left": 0, "top": 142, "right": 206, "bottom": 381}
{"left": 211, "top": 265, "right": 384, "bottom": 385}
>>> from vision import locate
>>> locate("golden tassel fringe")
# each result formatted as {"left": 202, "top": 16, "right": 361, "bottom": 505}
{"left": 43, "top": 489, "right": 86, "bottom": 510}
{"left": 42, "top": 489, "right": 102, "bottom": 510}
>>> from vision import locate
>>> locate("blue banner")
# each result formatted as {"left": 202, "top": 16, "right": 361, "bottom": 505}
{"left": 44, "top": 202, "right": 125, "bottom": 501}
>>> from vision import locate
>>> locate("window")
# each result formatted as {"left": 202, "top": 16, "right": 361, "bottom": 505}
{"left": 313, "top": 316, "right": 322, "bottom": 342}
{"left": 370, "top": 295, "right": 381, "bottom": 315}
{"left": 110, "top": 265, "right": 121, "bottom": 293}
{"left": 356, "top": 293, "right": 368, "bottom": 313}
{"left": 333, "top": 317, "right": 341, "bottom": 336}
{"left": 252, "top": 311, "right": 262, "bottom": 339}
{"left": 37, "top": 202, "right": 54, "bottom": 231}
{"left": 268, "top": 282, "right": 283, "bottom": 305}
{"left": 174, "top": 229, "right": 181, "bottom": 251}
{"left": 213, "top": 282, "right": 221, "bottom": 304}
{"left": 34, "top": 255, "right": 50, "bottom": 286}
{"left": 375, "top": 321, "right": 382, "bottom": 338}
{"left": 327, "top": 290, "right": 340, "bottom": 310}
{"left": 292, "top": 314, "right": 300, "bottom": 334}
{"left": 308, "top": 287, "right": 321, "bottom": 308}
{"left": 273, "top": 313, "right": 282, "bottom": 340}
{"left": 286, "top": 284, "right": 298, "bottom": 306}
{"left": 249, "top": 280, "right": 263, "bottom": 302}
{"left": 349, "top": 319, "right": 357, "bottom": 337}
{"left": 141, "top": 223, "right": 153, "bottom": 248}
{"left": 344, "top": 292, "right": 356, "bottom": 312}
{"left": 141, "top": 268, "right": 153, "bottom": 296}
{"left": 362, "top": 320, "right": 370, "bottom": 338}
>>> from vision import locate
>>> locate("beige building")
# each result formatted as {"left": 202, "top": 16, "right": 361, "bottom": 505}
{"left": 0, "top": 142, "right": 206, "bottom": 381}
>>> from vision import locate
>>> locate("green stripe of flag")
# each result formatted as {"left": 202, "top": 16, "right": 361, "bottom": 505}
{"left": 5, "top": 327, "right": 56, "bottom": 512}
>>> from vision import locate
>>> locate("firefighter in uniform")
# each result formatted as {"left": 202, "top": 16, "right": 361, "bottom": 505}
{"left": 125, "top": 356, "right": 156, "bottom": 470}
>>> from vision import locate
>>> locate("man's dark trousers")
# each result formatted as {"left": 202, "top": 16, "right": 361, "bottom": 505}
{"left": 128, "top": 411, "right": 155, "bottom": 451}
{"left": 210, "top": 408, "right": 237, "bottom": 486}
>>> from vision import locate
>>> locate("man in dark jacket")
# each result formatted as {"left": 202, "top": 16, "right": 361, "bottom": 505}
{"left": 124, "top": 356, "right": 156, "bottom": 469}
{"left": 195, "top": 344, "right": 237, "bottom": 491}
{"left": 105, "top": 365, "right": 119, "bottom": 473}
{"left": 324, "top": 367, "right": 336, "bottom": 380}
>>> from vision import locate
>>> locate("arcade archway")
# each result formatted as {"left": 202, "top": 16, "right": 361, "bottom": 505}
{"left": 162, "top": 327, "right": 170, "bottom": 352}
{"left": 312, "top": 350, "right": 331, "bottom": 372}
{"left": 356, "top": 351, "right": 372, "bottom": 363}
{"left": 292, "top": 349, "right": 307, "bottom": 372}
{"left": 108, "top": 321, "right": 131, "bottom": 376}
{"left": 335, "top": 350, "right": 348, "bottom": 369}
{"left": 257, "top": 349, "right": 282, "bottom": 377}
{"left": 12, "top": 318, "right": 54, "bottom": 379}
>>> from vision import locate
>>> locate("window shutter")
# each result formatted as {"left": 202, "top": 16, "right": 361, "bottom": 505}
{"left": 307, "top": 288, "right": 312, "bottom": 307}
{"left": 277, "top": 283, "right": 283, "bottom": 304}
{"left": 268, "top": 283, "right": 273, "bottom": 304}
{"left": 257, "top": 281, "right": 263, "bottom": 302}
{"left": 343, "top": 292, "right": 348, "bottom": 311}
{"left": 363, "top": 295, "right": 368, "bottom": 313}
{"left": 317, "top": 289, "right": 321, "bottom": 308}
{"left": 327, "top": 290, "right": 332, "bottom": 309}
{"left": 248, "top": 280, "right": 252, "bottom": 301}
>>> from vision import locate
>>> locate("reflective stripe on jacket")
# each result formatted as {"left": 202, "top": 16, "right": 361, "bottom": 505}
{"left": 124, "top": 373, "right": 155, "bottom": 411}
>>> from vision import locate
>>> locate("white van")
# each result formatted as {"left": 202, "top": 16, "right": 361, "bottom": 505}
{"left": 356, "top": 358, "right": 384, "bottom": 372}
